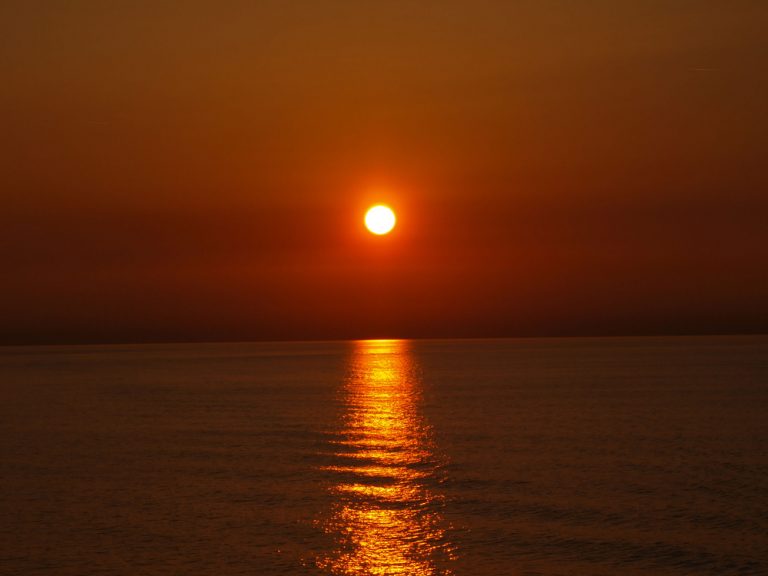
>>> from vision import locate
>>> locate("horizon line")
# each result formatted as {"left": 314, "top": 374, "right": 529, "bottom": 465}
{"left": 1, "top": 330, "right": 766, "bottom": 349}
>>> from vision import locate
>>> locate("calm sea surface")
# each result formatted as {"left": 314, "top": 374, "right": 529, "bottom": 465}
{"left": 1, "top": 336, "right": 767, "bottom": 575}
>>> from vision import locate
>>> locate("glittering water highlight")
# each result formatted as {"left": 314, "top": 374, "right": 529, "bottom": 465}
{"left": 316, "top": 340, "right": 456, "bottom": 575}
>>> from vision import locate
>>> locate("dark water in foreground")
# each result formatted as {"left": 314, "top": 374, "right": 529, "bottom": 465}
{"left": 1, "top": 336, "right": 767, "bottom": 575}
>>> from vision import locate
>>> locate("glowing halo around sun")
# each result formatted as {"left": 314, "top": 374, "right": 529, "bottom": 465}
{"left": 364, "top": 205, "right": 396, "bottom": 235}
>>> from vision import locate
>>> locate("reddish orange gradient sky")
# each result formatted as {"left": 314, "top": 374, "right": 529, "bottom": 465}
{"left": 2, "top": 1, "right": 767, "bottom": 343}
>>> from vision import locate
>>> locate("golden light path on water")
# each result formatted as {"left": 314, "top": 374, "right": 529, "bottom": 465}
{"left": 317, "top": 340, "right": 456, "bottom": 575}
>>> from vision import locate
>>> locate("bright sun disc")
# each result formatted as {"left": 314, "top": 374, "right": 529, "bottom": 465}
{"left": 365, "top": 205, "right": 396, "bottom": 235}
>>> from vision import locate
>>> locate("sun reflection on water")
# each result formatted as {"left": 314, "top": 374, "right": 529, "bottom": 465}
{"left": 317, "top": 340, "right": 455, "bottom": 575}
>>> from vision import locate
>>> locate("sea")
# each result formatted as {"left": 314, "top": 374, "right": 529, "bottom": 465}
{"left": 1, "top": 336, "right": 767, "bottom": 575}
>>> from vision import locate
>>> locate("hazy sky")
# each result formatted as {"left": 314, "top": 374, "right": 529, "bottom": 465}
{"left": 2, "top": 1, "right": 767, "bottom": 343}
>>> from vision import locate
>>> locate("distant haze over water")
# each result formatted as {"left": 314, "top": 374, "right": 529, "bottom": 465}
{"left": 1, "top": 336, "right": 767, "bottom": 575}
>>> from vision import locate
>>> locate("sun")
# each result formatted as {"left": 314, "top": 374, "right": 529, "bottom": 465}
{"left": 364, "top": 205, "right": 396, "bottom": 235}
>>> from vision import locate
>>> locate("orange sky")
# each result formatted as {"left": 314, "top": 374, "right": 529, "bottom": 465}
{"left": 1, "top": 1, "right": 767, "bottom": 343}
